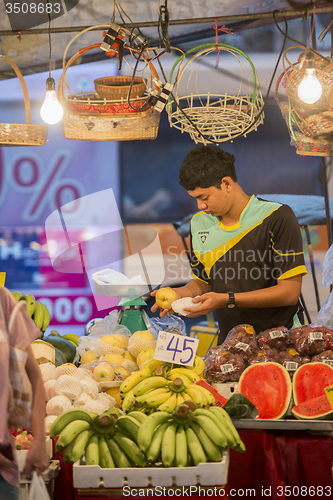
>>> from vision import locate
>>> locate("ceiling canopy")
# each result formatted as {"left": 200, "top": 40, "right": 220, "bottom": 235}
{"left": 0, "top": 1, "right": 332, "bottom": 80}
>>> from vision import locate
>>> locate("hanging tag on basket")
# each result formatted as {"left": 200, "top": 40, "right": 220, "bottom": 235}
{"left": 153, "top": 330, "right": 199, "bottom": 366}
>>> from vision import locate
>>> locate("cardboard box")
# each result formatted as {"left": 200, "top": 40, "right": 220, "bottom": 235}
{"left": 73, "top": 452, "right": 229, "bottom": 489}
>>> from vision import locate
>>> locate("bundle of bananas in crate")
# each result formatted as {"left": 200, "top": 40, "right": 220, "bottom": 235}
{"left": 49, "top": 402, "right": 245, "bottom": 468}
{"left": 11, "top": 291, "right": 50, "bottom": 333}
{"left": 119, "top": 357, "right": 214, "bottom": 413}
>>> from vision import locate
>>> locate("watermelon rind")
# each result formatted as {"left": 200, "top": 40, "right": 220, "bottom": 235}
{"left": 292, "top": 362, "right": 333, "bottom": 406}
{"left": 292, "top": 394, "right": 333, "bottom": 420}
{"left": 238, "top": 362, "right": 291, "bottom": 419}
{"left": 223, "top": 392, "right": 259, "bottom": 419}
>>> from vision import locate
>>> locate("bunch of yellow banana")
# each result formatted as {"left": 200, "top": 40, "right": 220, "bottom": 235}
{"left": 137, "top": 404, "right": 245, "bottom": 468}
{"left": 120, "top": 361, "right": 215, "bottom": 413}
{"left": 11, "top": 291, "right": 50, "bottom": 333}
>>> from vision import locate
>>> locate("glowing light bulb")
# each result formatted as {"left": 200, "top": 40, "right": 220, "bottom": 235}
{"left": 297, "top": 52, "right": 322, "bottom": 105}
{"left": 40, "top": 77, "right": 64, "bottom": 125}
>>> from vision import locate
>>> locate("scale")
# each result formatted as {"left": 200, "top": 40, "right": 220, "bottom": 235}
{"left": 117, "top": 287, "right": 151, "bottom": 334}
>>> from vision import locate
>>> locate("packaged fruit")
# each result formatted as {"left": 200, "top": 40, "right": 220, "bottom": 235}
{"left": 289, "top": 324, "right": 328, "bottom": 356}
{"left": 220, "top": 324, "right": 258, "bottom": 361}
{"left": 203, "top": 346, "right": 246, "bottom": 383}
{"left": 257, "top": 326, "right": 289, "bottom": 351}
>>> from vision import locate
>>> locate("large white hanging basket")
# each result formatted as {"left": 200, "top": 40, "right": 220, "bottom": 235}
{"left": 166, "top": 43, "right": 265, "bottom": 145}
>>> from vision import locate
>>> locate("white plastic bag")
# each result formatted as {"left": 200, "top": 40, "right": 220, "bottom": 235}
{"left": 317, "top": 290, "right": 333, "bottom": 326}
{"left": 321, "top": 243, "right": 333, "bottom": 287}
{"left": 28, "top": 471, "right": 50, "bottom": 500}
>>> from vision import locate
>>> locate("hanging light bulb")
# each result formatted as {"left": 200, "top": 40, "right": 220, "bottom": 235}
{"left": 40, "top": 77, "right": 64, "bottom": 125}
{"left": 297, "top": 51, "right": 322, "bottom": 105}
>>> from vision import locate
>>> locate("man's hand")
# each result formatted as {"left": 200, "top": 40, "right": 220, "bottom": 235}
{"left": 150, "top": 288, "right": 178, "bottom": 318}
{"left": 183, "top": 292, "right": 227, "bottom": 317}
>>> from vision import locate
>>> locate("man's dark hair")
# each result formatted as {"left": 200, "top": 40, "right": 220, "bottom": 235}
{"left": 179, "top": 145, "right": 237, "bottom": 191}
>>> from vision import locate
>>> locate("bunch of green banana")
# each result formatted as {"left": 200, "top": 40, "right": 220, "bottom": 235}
{"left": 49, "top": 407, "right": 148, "bottom": 468}
{"left": 137, "top": 403, "right": 245, "bottom": 468}
{"left": 11, "top": 291, "right": 51, "bottom": 333}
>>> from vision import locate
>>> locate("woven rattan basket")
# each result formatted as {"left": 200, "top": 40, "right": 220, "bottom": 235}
{"left": 0, "top": 55, "right": 47, "bottom": 146}
{"left": 58, "top": 26, "right": 160, "bottom": 141}
{"left": 275, "top": 48, "right": 333, "bottom": 157}
{"left": 166, "top": 43, "right": 265, "bottom": 145}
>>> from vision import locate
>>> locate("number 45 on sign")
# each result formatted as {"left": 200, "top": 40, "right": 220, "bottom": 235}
{"left": 154, "top": 331, "right": 199, "bottom": 366}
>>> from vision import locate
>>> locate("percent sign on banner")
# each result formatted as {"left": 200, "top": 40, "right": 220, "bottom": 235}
{"left": 0, "top": 148, "right": 85, "bottom": 223}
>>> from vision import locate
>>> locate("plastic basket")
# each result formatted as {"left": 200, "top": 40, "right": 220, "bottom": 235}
{"left": 58, "top": 25, "right": 160, "bottom": 141}
{"left": 0, "top": 55, "right": 47, "bottom": 146}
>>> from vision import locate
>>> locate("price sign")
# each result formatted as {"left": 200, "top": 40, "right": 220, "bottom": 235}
{"left": 324, "top": 384, "right": 333, "bottom": 409}
{"left": 153, "top": 331, "right": 199, "bottom": 366}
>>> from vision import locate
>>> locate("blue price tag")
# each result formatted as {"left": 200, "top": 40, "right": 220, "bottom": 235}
{"left": 153, "top": 331, "right": 199, "bottom": 366}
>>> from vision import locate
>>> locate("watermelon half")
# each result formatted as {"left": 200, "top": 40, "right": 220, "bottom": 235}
{"left": 292, "top": 362, "right": 333, "bottom": 406}
{"left": 238, "top": 362, "right": 291, "bottom": 419}
{"left": 292, "top": 394, "right": 333, "bottom": 420}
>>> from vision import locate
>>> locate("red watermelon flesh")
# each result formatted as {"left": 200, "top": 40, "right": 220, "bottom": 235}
{"left": 292, "top": 362, "right": 333, "bottom": 406}
{"left": 292, "top": 394, "right": 333, "bottom": 420}
{"left": 238, "top": 362, "right": 291, "bottom": 419}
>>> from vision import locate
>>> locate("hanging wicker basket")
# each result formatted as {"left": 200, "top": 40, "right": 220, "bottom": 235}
{"left": 58, "top": 26, "right": 160, "bottom": 141}
{"left": 166, "top": 43, "right": 265, "bottom": 145}
{"left": 0, "top": 55, "right": 47, "bottom": 147}
{"left": 275, "top": 46, "right": 333, "bottom": 157}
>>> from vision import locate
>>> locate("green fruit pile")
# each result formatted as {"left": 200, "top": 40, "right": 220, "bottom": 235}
{"left": 138, "top": 403, "right": 245, "bottom": 467}
{"left": 49, "top": 403, "right": 245, "bottom": 468}
{"left": 11, "top": 291, "right": 50, "bottom": 333}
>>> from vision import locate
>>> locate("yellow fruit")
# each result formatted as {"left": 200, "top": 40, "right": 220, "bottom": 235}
{"left": 62, "top": 333, "right": 80, "bottom": 346}
{"left": 113, "top": 365, "right": 131, "bottom": 381}
{"left": 95, "top": 335, "right": 125, "bottom": 356}
{"left": 80, "top": 349, "right": 98, "bottom": 366}
{"left": 127, "top": 330, "right": 156, "bottom": 358}
{"left": 93, "top": 362, "right": 115, "bottom": 382}
{"left": 123, "top": 351, "right": 136, "bottom": 363}
{"left": 100, "top": 335, "right": 123, "bottom": 348}
{"left": 101, "top": 353, "right": 125, "bottom": 366}
{"left": 106, "top": 387, "right": 122, "bottom": 408}
{"left": 54, "top": 363, "right": 78, "bottom": 378}
{"left": 111, "top": 333, "right": 129, "bottom": 348}
{"left": 155, "top": 287, "right": 178, "bottom": 309}
{"left": 136, "top": 347, "right": 155, "bottom": 369}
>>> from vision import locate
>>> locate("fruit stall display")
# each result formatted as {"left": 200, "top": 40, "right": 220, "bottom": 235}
{"left": 10, "top": 288, "right": 333, "bottom": 496}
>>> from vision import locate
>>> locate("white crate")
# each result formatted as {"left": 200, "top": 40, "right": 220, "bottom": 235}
{"left": 212, "top": 382, "right": 239, "bottom": 399}
{"left": 73, "top": 452, "right": 229, "bottom": 488}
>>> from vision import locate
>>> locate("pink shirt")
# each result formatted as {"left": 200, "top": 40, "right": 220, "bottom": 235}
{"left": 0, "top": 287, "right": 42, "bottom": 487}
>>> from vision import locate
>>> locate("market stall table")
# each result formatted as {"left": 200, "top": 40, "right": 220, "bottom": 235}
{"left": 227, "top": 420, "right": 333, "bottom": 500}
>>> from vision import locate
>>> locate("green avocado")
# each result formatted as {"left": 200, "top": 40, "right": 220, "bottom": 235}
{"left": 43, "top": 335, "right": 77, "bottom": 364}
